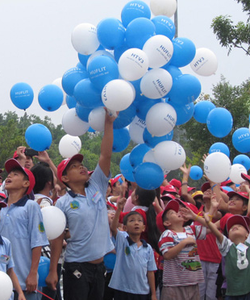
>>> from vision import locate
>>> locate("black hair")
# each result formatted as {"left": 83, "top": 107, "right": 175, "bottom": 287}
{"left": 134, "top": 186, "right": 161, "bottom": 253}
{"left": 11, "top": 168, "right": 29, "bottom": 181}
{"left": 229, "top": 195, "right": 248, "bottom": 216}
{"left": 123, "top": 211, "right": 144, "bottom": 225}
{"left": 31, "top": 162, "right": 54, "bottom": 194}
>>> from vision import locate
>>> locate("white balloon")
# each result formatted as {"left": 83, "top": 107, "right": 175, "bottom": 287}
{"left": 146, "top": 102, "right": 176, "bottom": 137}
{"left": 140, "top": 68, "right": 173, "bottom": 99}
{"left": 143, "top": 149, "right": 157, "bottom": 164}
{"left": 150, "top": 0, "right": 177, "bottom": 17}
{"left": 154, "top": 141, "right": 186, "bottom": 170}
{"left": 52, "top": 77, "right": 66, "bottom": 105}
{"left": 230, "top": 164, "right": 247, "bottom": 184}
{"left": 204, "top": 152, "right": 231, "bottom": 183}
{"left": 0, "top": 271, "right": 13, "bottom": 300}
{"left": 88, "top": 106, "right": 106, "bottom": 132}
{"left": 62, "top": 108, "right": 89, "bottom": 136}
{"left": 129, "top": 116, "right": 146, "bottom": 144}
{"left": 86, "top": 50, "right": 115, "bottom": 69}
{"left": 102, "top": 79, "right": 135, "bottom": 111}
{"left": 143, "top": 35, "right": 173, "bottom": 68}
{"left": 190, "top": 48, "right": 218, "bottom": 76}
{"left": 118, "top": 48, "right": 149, "bottom": 81}
{"left": 41, "top": 206, "right": 66, "bottom": 240}
{"left": 59, "top": 134, "right": 82, "bottom": 158}
{"left": 71, "top": 23, "right": 100, "bottom": 55}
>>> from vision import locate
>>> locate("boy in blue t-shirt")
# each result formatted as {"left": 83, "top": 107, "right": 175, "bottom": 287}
{"left": 109, "top": 197, "right": 157, "bottom": 300}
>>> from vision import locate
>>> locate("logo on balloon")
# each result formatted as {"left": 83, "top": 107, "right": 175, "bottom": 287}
{"left": 89, "top": 67, "right": 107, "bottom": 78}
{"left": 154, "top": 79, "right": 167, "bottom": 96}
{"left": 130, "top": 53, "right": 145, "bottom": 64}
{"left": 159, "top": 45, "right": 172, "bottom": 59}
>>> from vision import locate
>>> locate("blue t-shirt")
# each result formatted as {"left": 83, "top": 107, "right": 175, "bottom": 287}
{"left": 109, "top": 230, "right": 157, "bottom": 295}
{"left": 0, "top": 196, "right": 49, "bottom": 290}
{"left": 56, "top": 164, "right": 114, "bottom": 262}
{"left": 0, "top": 235, "right": 14, "bottom": 272}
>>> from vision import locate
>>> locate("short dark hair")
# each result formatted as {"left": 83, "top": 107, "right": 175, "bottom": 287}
{"left": 31, "top": 163, "right": 54, "bottom": 194}
{"left": 61, "top": 165, "right": 89, "bottom": 188}
{"left": 123, "top": 211, "right": 144, "bottom": 225}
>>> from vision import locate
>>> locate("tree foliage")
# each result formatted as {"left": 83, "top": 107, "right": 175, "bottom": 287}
{"left": 211, "top": 0, "right": 250, "bottom": 55}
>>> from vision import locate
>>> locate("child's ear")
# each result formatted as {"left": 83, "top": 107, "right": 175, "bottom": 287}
{"left": 23, "top": 180, "right": 30, "bottom": 189}
{"left": 163, "top": 220, "right": 171, "bottom": 228}
{"left": 61, "top": 175, "right": 69, "bottom": 183}
{"left": 142, "top": 224, "right": 146, "bottom": 232}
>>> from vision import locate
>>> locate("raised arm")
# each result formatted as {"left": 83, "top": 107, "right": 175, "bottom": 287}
{"left": 179, "top": 163, "right": 196, "bottom": 205}
{"left": 110, "top": 197, "right": 126, "bottom": 237}
{"left": 204, "top": 213, "right": 224, "bottom": 244}
{"left": 99, "top": 108, "right": 117, "bottom": 177}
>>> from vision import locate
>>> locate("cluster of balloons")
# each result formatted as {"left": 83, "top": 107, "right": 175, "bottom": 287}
{"left": 9, "top": 0, "right": 250, "bottom": 190}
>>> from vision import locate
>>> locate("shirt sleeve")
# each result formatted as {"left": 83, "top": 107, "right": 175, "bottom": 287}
{"left": 191, "top": 224, "right": 207, "bottom": 240}
{"left": 89, "top": 164, "right": 111, "bottom": 199}
{"left": 217, "top": 235, "right": 232, "bottom": 256}
{"left": 158, "top": 230, "right": 174, "bottom": 255}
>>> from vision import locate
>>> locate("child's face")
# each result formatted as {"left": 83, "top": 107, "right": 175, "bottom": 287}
{"left": 163, "top": 209, "right": 184, "bottom": 228}
{"left": 228, "top": 196, "right": 247, "bottom": 215}
{"left": 239, "top": 181, "right": 250, "bottom": 192}
{"left": 5, "top": 170, "right": 29, "bottom": 192}
{"left": 62, "top": 160, "right": 89, "bottom": 184}
{"left": 124, "top": 214, "right": 145, "bottom": 235}
{"left": 228, "top": 224, "right": 249, "bottom": 242}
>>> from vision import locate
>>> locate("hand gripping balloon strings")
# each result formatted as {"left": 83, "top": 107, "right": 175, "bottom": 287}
{"left": 36, "top": 289, "right": 54, "bottom": 300}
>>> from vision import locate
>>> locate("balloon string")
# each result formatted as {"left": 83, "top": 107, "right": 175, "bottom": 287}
{"left": 36, "top": 289, "right": 55, "bottom": 300}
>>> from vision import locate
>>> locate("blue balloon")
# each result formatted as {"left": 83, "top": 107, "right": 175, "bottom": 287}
{"left": 162, "top": 65, "right": 182, "bottom": 83}
{"left": 170, "top": 37, "right": 196, "bottom": 68}
{"left": 74, "top": 79, "right": 102, "bottom": 109}
{"left": 38, "top": 257, "right": 50, "bottom": 287}
{"left": 233, "top": 154, "right": 250, "bottom": 170}
{"left": 121, "top": 1, "right": 151, "bottom": 27}
{"left": 133, "top": 162, "right": 164, "bottom": 190}
{"left": 87, "top": 56, "right": 119, "bottom": 91}
{"left": 10, "top": 82, "right": 34, "bottom": 110}
{"left": 193, "top": 101, "right": 216, "bottom": 124}
{"left": 66, "top": 95, "right": 77, "bottom": 109}
{"left": 209, "top": 142, "right": 230, "bottom": 157}
{"left": 113, "top": 104, "right": 136, "bottom": 129}
{"left": 120, "top": 153, "right": 135, "bottom": 182}
{"left": 151, "top": 15, "right": 175, "bottom": 40}
{"left": 168, "top": 101, "right": 194, "bottom": 125}
{"left": 78, "top": 45, "right": 105, "bottom": 67}
{"left": 104, "top": 253, "right": 116, "bottom": 270}
{"left": 143, "top": 128, "right": 173, "bottom": 148}
{"left": 113, "top": 128, "right": 130, "bottom": 152}
{"left": 97, "top": 18, "right": 126, "bottom": 50}
{"left": 114, "top": 41, "right": 130, "bottom": 62}
{"left": 62, "top": 67, "right": 88, "bottom": 96}
{"left": 25, "top": 124, "right": 52, "bottom": 151}
{"left": 135, "top": 96, "right": 162, "bottom": 121}
{"left": 38, "top": 84, "right": 64, "bottom": 112}
{"left": 232, "top": 127, "right": 250, "bottom": 153}
{"left": 190, "top": 166, "right": 203, "bottom": 180}
{"left": 207, "top": 108, "right": 233, "bottom": 138}
{"left": 76, "top": 62, "right": 86, "bottom": 71}
{"left": 130, "top": 144, "right": 151, "bottom": 168}
{"left": 75, "top": 103, "right": 92, "bottom": 122}
{"left": 125, "top": 17, "right": 155, "bottom": 49}
{"left": 167, "top": 74, "right": 201, "bottom": 105}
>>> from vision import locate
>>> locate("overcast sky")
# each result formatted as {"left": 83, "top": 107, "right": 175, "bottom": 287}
{"left": 0, "top": 0, "right": 249, "bottom": 126}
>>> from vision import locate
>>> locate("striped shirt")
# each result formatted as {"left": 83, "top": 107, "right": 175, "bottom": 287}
{"left": 159, "top": 225, "right": 206, "bottom": 287}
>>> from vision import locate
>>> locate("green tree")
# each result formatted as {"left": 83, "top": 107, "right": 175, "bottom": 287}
{"left": 211, "top": 0, "right": 250, "bottom": 55}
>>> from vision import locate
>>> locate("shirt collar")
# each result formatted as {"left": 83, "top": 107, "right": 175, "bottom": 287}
{"left": 5, "top": 195, "right": 29, "bottom": 207}
{"left": 126, "top": 236, "right": 148, "bottom": 247}
{"left": 0, "top": 235, "right": 3, "bottom": 245}
{"left": 67, "top": 190, "right": 77, "bottom": 198}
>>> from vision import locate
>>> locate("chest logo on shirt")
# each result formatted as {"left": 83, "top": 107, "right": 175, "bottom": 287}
{"left": 39, "top": 222, "right": 45, "bottom": 233}
{"left": 181, "top": 259, "right": 202, "bottom": 271}
{"left": 91, "top": 191, "right": 101, "bottom": 203}
{"left": 70, "top": 200, "right": 79, "bottom": 210}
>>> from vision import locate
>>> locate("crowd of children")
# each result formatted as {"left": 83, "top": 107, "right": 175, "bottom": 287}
{"left": 0, "top": 110, "right": 250, "bottom": 300}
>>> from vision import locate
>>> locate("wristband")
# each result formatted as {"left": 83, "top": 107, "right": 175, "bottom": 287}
{"left": 211, "top": 184, "right": 217, "bottom": 190}
{"left": 181, "top": 182, "right": 188, "bottom": 186}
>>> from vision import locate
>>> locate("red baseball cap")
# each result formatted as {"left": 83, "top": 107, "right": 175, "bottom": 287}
{"left": 221, "top": 179, "right": 233, "bottom": 186}
{"left": 192, "top": 190, "right": 203, "bottom": 199}
{"left": 201, "top": 182, "right": 211, "bottom": 192}
{"left": 13, "top": 151, "right": 19, "bottom": 159}
{"left": 5, "top": 158, "right": 35, "bottom": 195}
{"left": 110, "top": 175, "right": 122, "bottom": 188}
{"left": 176, "top": 199, "right": 199, "bottom": 214}
{"left": 0, "top": 201, "right": 7, "bottom": 209}
{"left": 57, "top": 154, "right": 84, "bottom": 183}
{"left": 161, "top": 184, "right": 177, "bottom": 195}
{"left": 161, "top": 193, "right": 176, "bottom": 201}
{"left": 0, "top": 193, "right": 6, "bottom": 199}
{"left": 156, "top": 200, "right": 179, "bottom": 233}
{"left": 169, "top": 179, "right": 181, "bottom": 189}
{"left": 227, "top": 215, "right": 250, "bottom": 233}
{"left": 227, "top": 191, "right": 249, "bottom": 200}
{"left": 241, "top": 173, "right": 250, "bottom": 182}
